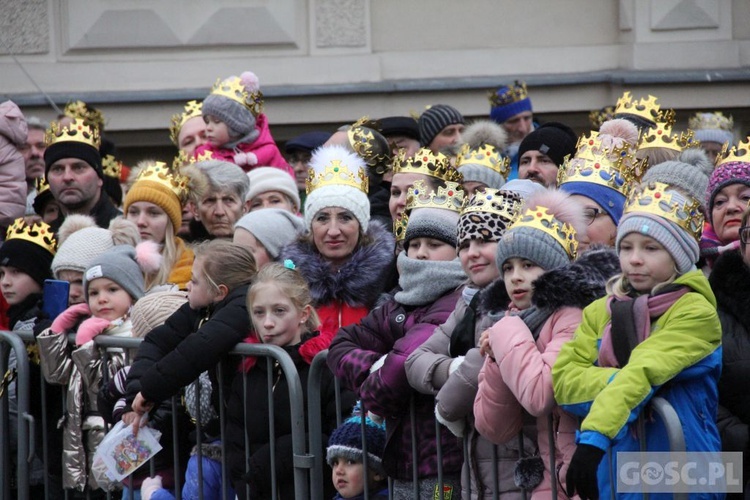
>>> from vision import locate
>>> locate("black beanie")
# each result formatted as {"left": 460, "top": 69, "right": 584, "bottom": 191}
{"left": 44, "top": 141, "right": 103, "bottom": 179}
{"left": 517, "top": 122, "right": 578, "bottom": 167}
{"left": 0, "top": 239, "right": 54, "bottom": 286}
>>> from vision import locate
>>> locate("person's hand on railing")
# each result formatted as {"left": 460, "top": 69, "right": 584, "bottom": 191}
{"left": 75, "top": 317, "right": 111, "bottom": 346}
{"left": 565, "top": 443, "right": 604, "bottom": 500}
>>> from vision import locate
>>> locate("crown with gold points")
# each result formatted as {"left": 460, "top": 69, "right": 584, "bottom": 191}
{"left": 5, "top": 218, "right": 56, "bottom": 255}
{"left": 101, "top": 155, "right": 122, "bottom": 179}
{"left": 64, "top": 100, "right": 105, "bottom": 131}
{"left": 509, "top": 206, "right": 578, "bottom": 259}
{"left": 404, "top": 180, "right": 465, "bottom": 214}
{"left": 34, "top": 176, "right": 50, "bottom": 196}
{"left": 488, "top": 80, "right": 529, "bottom": 108}
{"left": 589, "top": 106, "right": 615, "bottom": 128}
{"left": 715, "top": 137, "right": 750, "bottom": 168}
{"left": 392, "top": 148, "right": 463, "bottom": 184}
{"left": 624, "top": 181, "right": 704, "bottom": 241}
{"left": 455, "top": 143, "right": 511, "bottom": 179}
{"left": 460, "top": 187, "right": 523, "bottom": 220}
{"left": 638, "top": 123, "right": 699, "bottom": 153}
{"left": 169, "top": 100, "right": 203, "bottom": 146}
{"left": 688, "top": 112, "right": 734, "bottom": 132}
{"left": 210, "top": 76, "right": 263, "bottom": 117}
{"left": 347, "top": 116, "right": 392, "bottom": 174}
{"left": 134, "top": 161, "right": 190, "bottom": 204}
{"left": 393, "top": 212, "right": 409, "bottom": 242}
{"left": 558, "top": 131, "right": 645, "bottom": 195}
{"left": 614, "top": 92, "right": 668, "bottom": 125}
{"left": 306, "top": 148, "right": 369, "bottom": 195}
{"left": 45, "top": 118, "right": 101, "bottom": 150}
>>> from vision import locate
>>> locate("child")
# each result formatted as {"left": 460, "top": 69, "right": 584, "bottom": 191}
{"left": 193, "top": 71, "right": 292, "bottom": 175}
{"left": 37, "top": 243, "right": 159, "bottom": 492}
{"left": 327, "top": 410, "right": 389, "bottom": 500}
{"left": 552, "top": 181, "right": 723, "bottom": 500}
{"left": 233, "top": 208, "right": 305, "bottom": 269}
{"left": 327, "top": 182, "right": 468, "bottom": 498}
{"left": 404, "top": 188, "right": 531, "bottom": 499}
{"left": 123, "top": 240, "right": 256, "bottom": 435}
{"left": 473, "top": 189, "right": 618, "bottom": 499}
{"left": 224, "top": 262, "right": 353, "bottom": 500}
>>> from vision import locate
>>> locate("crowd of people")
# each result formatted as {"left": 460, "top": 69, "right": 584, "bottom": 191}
{"left": 0, "top": 70, "right": 748, "bottom": 500}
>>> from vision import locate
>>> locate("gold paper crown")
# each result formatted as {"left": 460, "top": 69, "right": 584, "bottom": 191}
{"left": 638, "top": 123, "right": 699, "bottom": 153}
{"left": 509, "top": 206, "right": 578, "bottom": 259}
{"left": 624, "top": 181, "right": 704, "bottom": 241}
{"left": 558, "top": 131, "right": 644, "bottom": 196}
{"left": 102, "top": 155, "right": 122, "bottom": 179}
{"left": 5, "top": 218, "right": 56, "bottom": 255}
{"left": 488, "top": 80, "right": 529, "bottom": 108}
{"left": 614, "top": 92, "right": 669, "bottom": 125}
{"left": 210, "top": 76, "right": 263, "bottom": 117}
{"left": 688, "top": 112, "right": 734, "bottom": 132}
{"left": 169, "top": 100, "right": 203, "bottom": 146}
{"left": 134, "top": 161, "right": 190, "bottom": 203}
{"left": 405, "top": 180, "right": 465, "bottom": 214}
{"left": 589, "top": 106, "right": 615, "bottom": 128}
{"left": 460, "top": 188, "right": 523, "bottom": 221}
{"left": 347, "top": 116, "right": 391, "bottom": 174}
{"left": 45, "top": 119, "right": 101, "bottom": 150}
{"left": 393, "top": 212, "right": 408, "bottom": 242}
{"left": 34, "top": 176, "right": 50, "bottom": 196}
{"left": 306, "top": 159, "right": 369, "bottom": 195}
{"left": 715, "top": 137, "right": 750, "bottom": 168}
{"left": 455, "top": 143, "right": 511, "bottom": 179}
{"left": 172, "top": 150, "right": 192, "bottom": 170}
{"left": 392, "top": 148, "right": 463, "bottom": 184}
{"left": 64, "top": 100, "right": 105, "bottom": 131}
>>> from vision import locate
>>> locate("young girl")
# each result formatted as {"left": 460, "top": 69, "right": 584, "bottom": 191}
{"left": 37, "top": 243, "right": 159, "bottom": 492}
{"left": 193, "top": 71, "right": 292, "bottom": 175}
{"left": 233, "top": 208, "right": 305, "bottom": 269}
{"left": 473, "top": 189, "right": 619, "bottom": 499}
{"left": 123, "top": 240, "right": 257, "bottom": 433}
{"left": 328, "top": 182, "right": 468, "bottom": 498}
{"left": 225, "top": 262, "right": 353, "bottom": 500}
{"left": 552, "top": 181, "right": 723, "bottom": 500}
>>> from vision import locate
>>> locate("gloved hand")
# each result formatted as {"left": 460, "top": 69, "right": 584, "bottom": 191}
{"left": 566, "top": 443, "right": 605, "bottom": 500}
{"left": 369, "top": 353, "right": 388, "bottom": 374}
{"left": 140, "top": 475, "right": 163, "bottom": 500}
{"left": 51, "top": 302, "right": 91, "bottom": 334}
{"left": 434, "top": 403, "right": 465, "bottom": 437}
{"left": 75, "top": 317, "right": 111, "bottom": 345}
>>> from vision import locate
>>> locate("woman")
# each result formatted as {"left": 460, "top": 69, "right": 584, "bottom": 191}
{"left": 124, "top": 161, "right": 194, "bottom": 290}
{"left": 282, "top": 145, "right": 394, "bottom": 353}
{"left": 701, "top": 139, "right": 750, "bottom": 270}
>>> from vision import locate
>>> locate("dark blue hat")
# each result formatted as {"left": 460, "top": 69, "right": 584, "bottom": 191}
{"left": 284, "top": 131, "right": 332, "bottom": 154}
{"left": 378, "top": 116, "right": 419, "bottom": 141}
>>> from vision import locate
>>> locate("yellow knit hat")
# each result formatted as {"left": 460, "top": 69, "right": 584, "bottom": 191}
{"left": 123, "top": 162, "right": 189, "bottom": 234}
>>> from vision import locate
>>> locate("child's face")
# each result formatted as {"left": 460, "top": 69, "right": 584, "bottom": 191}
{"left": 57, "top": 270, "right": 85, "bottom": 305}
{"left": 204, "top": 115, "right": 232, "bottom": 147}
{"left": 87, "top": 278, "right": 133, "bottom": 321}
{"left": 618, "top": 233, "right": 676, "bottom": 293}
{"left": 331, "top": 457, "right": 366, "bottom": 498}
{"left": 0, "top": 266, "right": 41, "bottom": 306}
{"left": 233, "top": 230, "right": 272, "bottom": 269}
{"left": 250, "top": 283, "right": 309, "bottom": 347}
{"left": 502, "top": 258, "right": 545, "bottom": 310}
{"left": 187, "top": 257, "right": 220, "bottom": 309}
{"left": 406, "top": 237, "right": 456, "bottom": 261}
{"left": 459, "top": 239, "right": 499, "bottom": 287}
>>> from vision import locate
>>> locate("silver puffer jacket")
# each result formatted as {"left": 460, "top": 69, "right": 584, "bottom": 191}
{"left": 37, "top": 325, "right": 128, "bottom": 491}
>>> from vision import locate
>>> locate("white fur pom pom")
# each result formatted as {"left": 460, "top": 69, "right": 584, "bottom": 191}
{"left": 233, "top": 151, "right": 258, "bottom": 167}
{"left": 240, "top": 71, "right": 260, "bottom": 92}
{"left": 135, "top": 240, "right": 163, "bottom": 274}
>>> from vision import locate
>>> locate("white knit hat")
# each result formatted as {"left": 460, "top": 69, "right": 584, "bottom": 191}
{"left": 234, "top": 209, "right": 305, "bottom": 259}
{"left": 303, "top": 145, "right": 370, "bottom": 231}
{"left": 246, "top": 167, "right": 301, "bottom": 211}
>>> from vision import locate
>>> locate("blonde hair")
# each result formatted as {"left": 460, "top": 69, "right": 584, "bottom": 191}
{"left": 247, "top": 263, "right": 320, "bottom": 334}
{"left": 606, "top": 269, "right": 678, "bottom": 299}
{"left": 192, "top": 240, "right": 257, "bottom": 294}
{"left": 144, "top": 220, "right": 178, "bottom": 290}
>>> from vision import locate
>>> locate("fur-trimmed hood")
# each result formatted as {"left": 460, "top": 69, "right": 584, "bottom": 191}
{"left": 478, "top": 245, "right": 620, "bottom": 315}
{"left": 280, "top": 221, "right": 395, "bottom": 308}
{"left": 710, "top": 250, "right": 750, "bottom": 330}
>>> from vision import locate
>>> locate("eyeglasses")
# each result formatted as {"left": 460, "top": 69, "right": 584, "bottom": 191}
{"left": 740, "top": 226, "right": 750, "bottom": 245}
{"left": 583, "top": 207, "right": 606, "bottom": 226}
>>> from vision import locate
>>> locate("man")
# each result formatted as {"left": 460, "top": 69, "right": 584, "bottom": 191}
{"left": 44, "top": 119, "right": 120, "bottom": 231}
{"left": 418, "top": 104, "right": 464, "bottom": 154}
{"left": 379, "top": 116, "right": 420, "bottom": 158}
{"left": 517, "top": 122, "right": 578, "bottom": 188}
{"left": 285, "top": 131, "right": 332, "bottom": 207}
{"left": 489, "top": 80, "right": 535, "bottom": 180}
{"left": 20, "top": 116, "right": 47, "bottom": 215}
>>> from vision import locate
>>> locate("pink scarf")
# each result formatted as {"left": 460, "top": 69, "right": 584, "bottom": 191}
{"left": 598, "top": 288, "right": 689, "bottom": 368}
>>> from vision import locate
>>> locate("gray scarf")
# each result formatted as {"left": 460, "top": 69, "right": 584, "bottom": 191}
{"left": 394, "top": 253, "right": 467, "bottom": 306}
{"left": 512, "top": 306, "right": 550, "bottom": 340}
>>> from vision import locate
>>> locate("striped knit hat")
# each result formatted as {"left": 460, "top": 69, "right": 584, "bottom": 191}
{"left": 327, "top": 414, "right": 386, "bottom": 476}
{"left": 418, "top": 104, "right": 464, "bottom": 148}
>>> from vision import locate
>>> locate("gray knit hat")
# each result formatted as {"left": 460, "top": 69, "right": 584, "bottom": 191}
{"left": 84, "top": 245, "right": 146, "bottom": 301}
{"left": 404, "top": 207, "right": 461, "bottom": 249}
{"left": 234, "top": 209, "right": 305, "bottom": 259}
{"left": 616, "top": 213, "right": 697, "bottom": 275}
{"left": 418, "top": 104, "right": 464, "bottom": 148}
{"left": 202, "top": 71, "right": 261, "bottom": 141}
{"left": 641, "top": 149, "right": 712, "bottom": 207}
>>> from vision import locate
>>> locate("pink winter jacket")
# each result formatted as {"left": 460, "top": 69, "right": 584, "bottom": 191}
{"left": 0, "top": 101, "right": 28, "bottom": 228}
{"left": 474, "top": 307, "right": 581, "bottom": 500}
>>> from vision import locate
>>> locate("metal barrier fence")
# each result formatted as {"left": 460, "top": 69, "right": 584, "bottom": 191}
{"left": 1, "top": 331, "right": 689, "bottom": 500}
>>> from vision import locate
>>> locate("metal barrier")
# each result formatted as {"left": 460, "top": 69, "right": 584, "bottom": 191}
{"left": 2, "top": 331, "right": 694, "bottom": 500}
